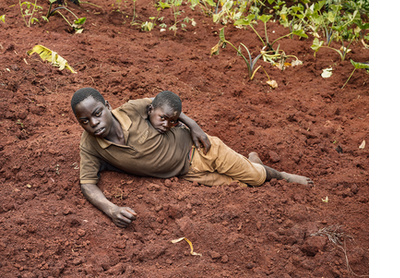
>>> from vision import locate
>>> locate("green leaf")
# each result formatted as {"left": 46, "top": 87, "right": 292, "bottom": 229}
{"left": 158, "top": 1, "right": 170, "bottom": 9}
{"left": 74, "top": 17, "right": 86, "bottom": 25}
{"left": 314, "top": 0, "right": 326, "bottom": 12}
{"left": 350, "top": 59, "right": 369, "bottom": 70}
{"left": 327, "top": 11, "right": 335, "bottom": 23}
{"left": 203, "top": 0, "right": 216, "bottom": 7}
{"left": 234, "top": 14, "right": 255, "bottom": 26}
{"left": 331, "top": 4, "right": 341, "bottom": 16}
{"left": 311, "top": 38, "right": 323, "bottom": 52}
{"left": 258, "top": 14, "right": 272, "bottom": 24}
{"left": 219, "top": 27, "right": 226, "bottom": 42}
{"left": 292, "top": 29, "right": 308, "bottom": 39}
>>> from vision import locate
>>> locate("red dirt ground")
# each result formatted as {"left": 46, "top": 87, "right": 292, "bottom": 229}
{"left": 0, "top": 0, "right": 369, "bottom": 277}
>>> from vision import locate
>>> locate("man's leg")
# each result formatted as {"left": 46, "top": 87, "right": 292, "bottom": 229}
{"left": 248, "top": 152, "right": 314, "bottom": 186}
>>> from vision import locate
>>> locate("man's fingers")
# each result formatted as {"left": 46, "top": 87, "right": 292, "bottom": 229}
{"left": 116, "top": 221, "right": 128, "bottom": 228}
{"left": 126, "top": 208, "right": 137, "bottom": 216}
{"left": 122, "top": 208, "right": 137, "bottom": 220}
{"left": 115, "top": 215, "right": 133, "bottom": 228}
{"left": 192, "top": 138, "right": 200, "bottom": 150}
{"left": 200, "top": 137, "right": 211, "bottom": 154}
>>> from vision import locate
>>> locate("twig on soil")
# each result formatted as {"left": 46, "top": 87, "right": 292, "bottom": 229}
{"left": 311, "top": 224, "right": 350, "bottom": 245}
{"left": 311, "top": 225, "right": 368, "bottom": 277}
{"left": 89, "top": 76, "right": 96, "bottom": 86}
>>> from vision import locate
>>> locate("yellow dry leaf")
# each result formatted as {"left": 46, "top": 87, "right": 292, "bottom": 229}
{"left": 359, "top": 140, "right": 366, "bottom": 149}
{"left": 171, "top": 237, "right": 202, "bottom": 256}
{"left": 266, "top": 80, "right": 278, "bottom": 89}
{"left": 210, "top": 41, "right": 224, "bottom": 57}
{"left": 27, "top": 45, "right": 77, "bottom": 73}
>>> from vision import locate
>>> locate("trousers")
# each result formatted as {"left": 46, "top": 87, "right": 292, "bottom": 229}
{"left": 182, "top": 135, "right": 266, "bottom": 187}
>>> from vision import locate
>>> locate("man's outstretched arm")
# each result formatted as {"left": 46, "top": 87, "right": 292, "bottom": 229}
{"left": 80, "top": 183, "right": 137, "bottom": 228}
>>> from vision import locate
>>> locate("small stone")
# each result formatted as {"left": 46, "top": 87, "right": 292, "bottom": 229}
{"left": 164, "top": 179, "right": 172, "bottom": 188}
{"left": 210, "top": 251, "right": 221, "bottom": 260}
{"left": 77, "top": 229, "right": 86, "bottom": 237}
{"left": 147, "top": 183, "right": 161, "bottom": 191}
{"left": 268, "top": 151, "right": 281, "bottom": 163}
{"left": 246, "top": 263, "right": 254, "bottom": 269}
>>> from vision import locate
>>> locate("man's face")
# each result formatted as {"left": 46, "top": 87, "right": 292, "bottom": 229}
{"left": 74, "top": 96, "right": 114, "bottom": 138}
{"left": 148, "top": 104, "right": 180, "bottom": 134}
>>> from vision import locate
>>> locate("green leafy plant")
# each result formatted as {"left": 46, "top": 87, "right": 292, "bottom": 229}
{"left": 211, "top": 27, "right": 270, "bottom": 81}
{"left": 188, "top": 0, "right": 216, "bottom": 16}
{"left": 213, "top": 0, "right": 265, "bottom": 25}
{"left": 233, "top": 14, "right": 304, "bottom": 71}
{"left": 19, "top": 0, "right": 45, "bottom": 27}
{"left": 131, "top": 0, "right": 137, "bottom": 24}
{"left": 140, "top": 18, "right": 156, "bottom": 31}
{"left": 234, "top": 13, "right": 308, "bottom": 52}
{"left": 342, "top": 59, "right": 368, "bottom": 89}
{"left": 262, "top": 48, "right": 303, "bottom": 71}
{"left": 157, "top": 0, "right": 196, "bottom": 35}
{"left": 109, "top": 0, "right": 138, "bottom": 25}
{"left": 267, "top": 0, "right": 368, "bottom": 61}
{"left": 306, "top": 1, "right": 364, "bottom": 61}
{"left": 46, "top": 0, "right": 86, "bottom": 33}
{"left": 273, "top": 1, "right": 311, "bottom": 39}
{"left": 311, "top": 37, "right": 352, "bottom": 61}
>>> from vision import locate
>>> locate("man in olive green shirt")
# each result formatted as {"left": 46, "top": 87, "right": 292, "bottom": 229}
{"left": 72, "top": 88, "right": 313, "bottom": 227}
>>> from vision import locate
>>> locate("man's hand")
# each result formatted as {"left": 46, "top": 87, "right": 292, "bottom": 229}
{"left": 109, "top": 206, "right": 137, "bottom": 228}
{"left": 190, "top": 127, "right": 211, "bottom": 154}
{"left": 178, "top": 112, "right": 211, "bottom": 154}
{"left": 81, "top": 183, "right": 137, "bottom": 228}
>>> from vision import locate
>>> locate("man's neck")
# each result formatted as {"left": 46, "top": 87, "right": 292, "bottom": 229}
{"left": 105, "top": 117, "right": 125, "bottom": 145}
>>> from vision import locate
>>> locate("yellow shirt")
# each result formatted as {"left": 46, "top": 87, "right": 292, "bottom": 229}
{"left": 79, "top": 98, "right": 193, "bottom": 184}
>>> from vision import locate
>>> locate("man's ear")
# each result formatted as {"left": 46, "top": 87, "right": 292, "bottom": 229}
{"left": 105, "top": 100, "right": 112, "bottom": 110}
{"left": 147, "top": 104, "right": 154, "bottom": 115}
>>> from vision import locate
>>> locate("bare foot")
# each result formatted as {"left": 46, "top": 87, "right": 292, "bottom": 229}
{"left": 249, "top": 152, "right": 314, "bottom": 186}
{"left": 281, "top": 172, "right": 314, "bottom": 186}
{"left": 248, "top": 152, "right": 263, "bottom": 165}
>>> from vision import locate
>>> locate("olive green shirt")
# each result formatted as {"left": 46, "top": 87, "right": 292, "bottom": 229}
{"left": 79, "top": 98, "right": 193, "bottom": 184}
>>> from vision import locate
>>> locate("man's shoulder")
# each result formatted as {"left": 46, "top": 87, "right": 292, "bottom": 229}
{"left": 79, "top": 131, "right": 96, "bottom": 149}
{"left": 116, "top": 98, "right": 152, "bottom": 119}
{"left": 122, "top": 98, "right": 152, "bottom": 110}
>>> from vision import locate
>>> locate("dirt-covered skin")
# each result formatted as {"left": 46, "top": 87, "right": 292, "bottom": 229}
{"left": 0, "top": 0, "right": 368, "bottom": 277}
